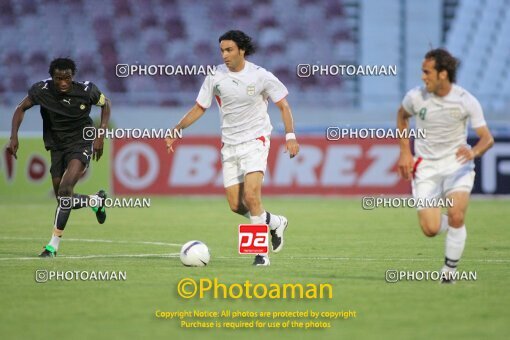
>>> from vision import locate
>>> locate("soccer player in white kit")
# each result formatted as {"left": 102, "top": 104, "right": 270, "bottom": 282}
{"left": 397, "top": 48, "right": 494, "bottom": 283}
{"left": 165, "top": 30, "right": 299, "bottom": 266}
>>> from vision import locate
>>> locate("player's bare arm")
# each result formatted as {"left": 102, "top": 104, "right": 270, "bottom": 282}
{"left": 275, "top": 98, "right": 299, "bottom": 158}
{"left": 165, "top": 103, "right": 206, "bottom": 153}
{"left": 93, "top": 97, "right": 111, "bottom": 161}
{"left": 7, "top": 96, "right": 35, "bottom": 159}
{"left": 456, "top": 125, "right": 494, "bottom": 164}
{"left": 396, "top": 105, "right": 414, "bottom": 180}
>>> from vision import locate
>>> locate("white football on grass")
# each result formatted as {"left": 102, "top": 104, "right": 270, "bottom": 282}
{"left": 180, "top": 241, "right": 210, "bottom": 267}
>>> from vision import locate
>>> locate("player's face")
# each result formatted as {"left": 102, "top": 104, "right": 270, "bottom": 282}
{"left": 421, "top": 58, "right": 448, "bottom": 94}
{"left": 421, "top": 58, "right": 439, "bottom": 93}
{"left": 52, "top": 69, "right": 73, "bottom": 93}
{"left": 220, "top": 40, "right": 245, "bottom": 71}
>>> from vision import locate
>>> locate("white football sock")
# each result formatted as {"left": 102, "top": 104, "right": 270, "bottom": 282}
{"left": 250, "top": 212, "right": 265, "bottom": 224}
{"left": 250, "top": 211, "right": 284, "bottom": 230}
{"left": 445, "top": 225, "right": 467, "bottom": 268}
{"left": 49, "top": 235, "right": 61, "bottom": 251}
{"left": 438, "top": 214, "right": 448, "bottom": 235}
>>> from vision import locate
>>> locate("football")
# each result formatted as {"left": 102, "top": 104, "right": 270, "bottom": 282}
{"left": 180, "top": 240, "right": 210, "bottom": 267}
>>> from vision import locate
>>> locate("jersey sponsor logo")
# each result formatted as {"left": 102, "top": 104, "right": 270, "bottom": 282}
{"left": 246, "top": 85, "right": 255, "bottom": 96}
{"left": 62, "top": 98, "right": 71, "bottom": 105}
{"left": 449, "top": 108, "right": 462, "bottom": 119}
{"left": 238, "top": 224, "right": 269, "bottom": 254}
{"left": 82, "top": 150, "right": 91, "bottom": 160}
{"left": 41, "top": 83, "right": 49, "bottom": 90}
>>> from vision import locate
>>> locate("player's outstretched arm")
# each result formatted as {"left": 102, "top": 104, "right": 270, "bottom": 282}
{"left": 275, "top": 98, "right": 299, "bottom": 158}
{"left": 93, "top": 97, "right": 111, "bottom": 161}
{"left": 165, "top": 103, "right": 206, "bottom": 153}
{"left": 396, "top": 105, "right": 414, "bottom": 180}
{"left": 456, "top": 125, "right": 494, "bottom": 164}
{"left": 7, "top": 96, "right": 34, "bottom": 160}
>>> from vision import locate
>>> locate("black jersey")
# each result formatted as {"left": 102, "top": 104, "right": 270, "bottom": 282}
{"left": 27, "top": 79, "right": 105, "bottom": 150}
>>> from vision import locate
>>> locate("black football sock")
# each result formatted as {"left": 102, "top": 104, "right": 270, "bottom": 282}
{"left": 55, "top": 197, "right": 72, "bottom": 231}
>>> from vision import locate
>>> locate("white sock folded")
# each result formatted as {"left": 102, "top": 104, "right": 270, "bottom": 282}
{"left": 250, "top": 212, "right": 266, "bottom": 224}
{"left": 49, "top": 235, "right": 61, "bottom": 251}
{"left": 445, "top": 225, "right": 467, "bottom": 267}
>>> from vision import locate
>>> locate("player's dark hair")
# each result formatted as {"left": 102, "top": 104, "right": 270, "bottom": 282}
{"left": 49, "top": 58, "right": 77, "bottom": 77}
{"left": 219, "top": 30, "right": 256, "bottom": 56}
{"left": 425, "top": 48, "right": 459, "bottom": 83}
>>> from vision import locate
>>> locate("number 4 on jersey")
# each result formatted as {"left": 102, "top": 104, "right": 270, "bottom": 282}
{"left": 418, "top": 108, "right": 427, "bottom": 120}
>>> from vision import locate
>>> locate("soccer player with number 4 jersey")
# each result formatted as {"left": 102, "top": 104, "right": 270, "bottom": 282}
{"left": 397, "top": 49, "right": 494, "bottom": 283}
{"left": 165, "top": 30, "right": 299, "bottom": 266}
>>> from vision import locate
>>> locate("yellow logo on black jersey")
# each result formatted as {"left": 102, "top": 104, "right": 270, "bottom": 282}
{"left": 80, "top": 104, "right": 86, "bottom": 110}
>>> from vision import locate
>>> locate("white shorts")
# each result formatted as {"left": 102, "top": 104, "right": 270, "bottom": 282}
{"left": 221, "top": 136, "right": 270, "bottom": 188}
{"left": 412, "top": 154, "right": 475, "bottom": 210}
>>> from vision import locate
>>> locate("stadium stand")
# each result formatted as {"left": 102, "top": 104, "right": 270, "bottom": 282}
{"left": 446, "top": 0, "right": 510, "bottom": 117}
{"left": 0, "top": 0, "right": 507, "bottom": 121}
{"left": 0, "top": 0, "right": 359, "bottom": 107}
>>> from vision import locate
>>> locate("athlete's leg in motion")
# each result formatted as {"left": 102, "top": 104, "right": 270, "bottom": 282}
{"left": 40, "top": 160, "right": 85, "bottom": 257}
{"left": 442, "top": 191, "right": 470, "bottom": 277}
{"left": 41, "top": 160, "right": 104, "bottom": 257}
{"left": 244, "top": 171, "right": 288, "bottom": 256}
{"left": 225, "top": 183, "right": 250, "bottom": 218}
{"left": 243, "top": 171, "right": 264, "bottom": 220}
{"left": 417, "top": 208, "right": 448, "bottom": 237}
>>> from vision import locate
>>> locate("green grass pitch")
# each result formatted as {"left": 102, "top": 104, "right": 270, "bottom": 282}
{"left": 0, "top": 196, "right": 508, "bottom": 339}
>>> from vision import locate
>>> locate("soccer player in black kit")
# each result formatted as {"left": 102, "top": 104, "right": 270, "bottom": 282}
{"left": 7, "top": 58, "right": 111, "bottom": 257}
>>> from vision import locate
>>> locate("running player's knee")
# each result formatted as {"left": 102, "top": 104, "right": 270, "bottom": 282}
{"left": 421, "top": 228, "right": 437, "bottom": 237}
{"left": 419, "top": 221, "right": 439, "bottom": 237}
{"left": 448, "top": 211, "right": 465, "bottom": 228}
{"left": 228, "top": 201, "right": 247, "bottom": 215}
{"left": 228, "top": 201, "right": 239, "bottom": 213}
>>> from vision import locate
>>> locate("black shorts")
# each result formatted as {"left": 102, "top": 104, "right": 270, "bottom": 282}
{"left": 50, "top": 142, "right": 93, "bottom": 178}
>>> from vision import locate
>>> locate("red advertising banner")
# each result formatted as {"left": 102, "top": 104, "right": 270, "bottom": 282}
{"left": 112, "top": 137, "right": 410, "bottom": 195}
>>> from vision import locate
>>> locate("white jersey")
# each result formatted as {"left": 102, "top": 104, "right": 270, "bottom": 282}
{"left": 402, "top": 84, "right": 486, "bottom": 160}
{"left": 196, "top": 61, "right": 288, "bottom": 145}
